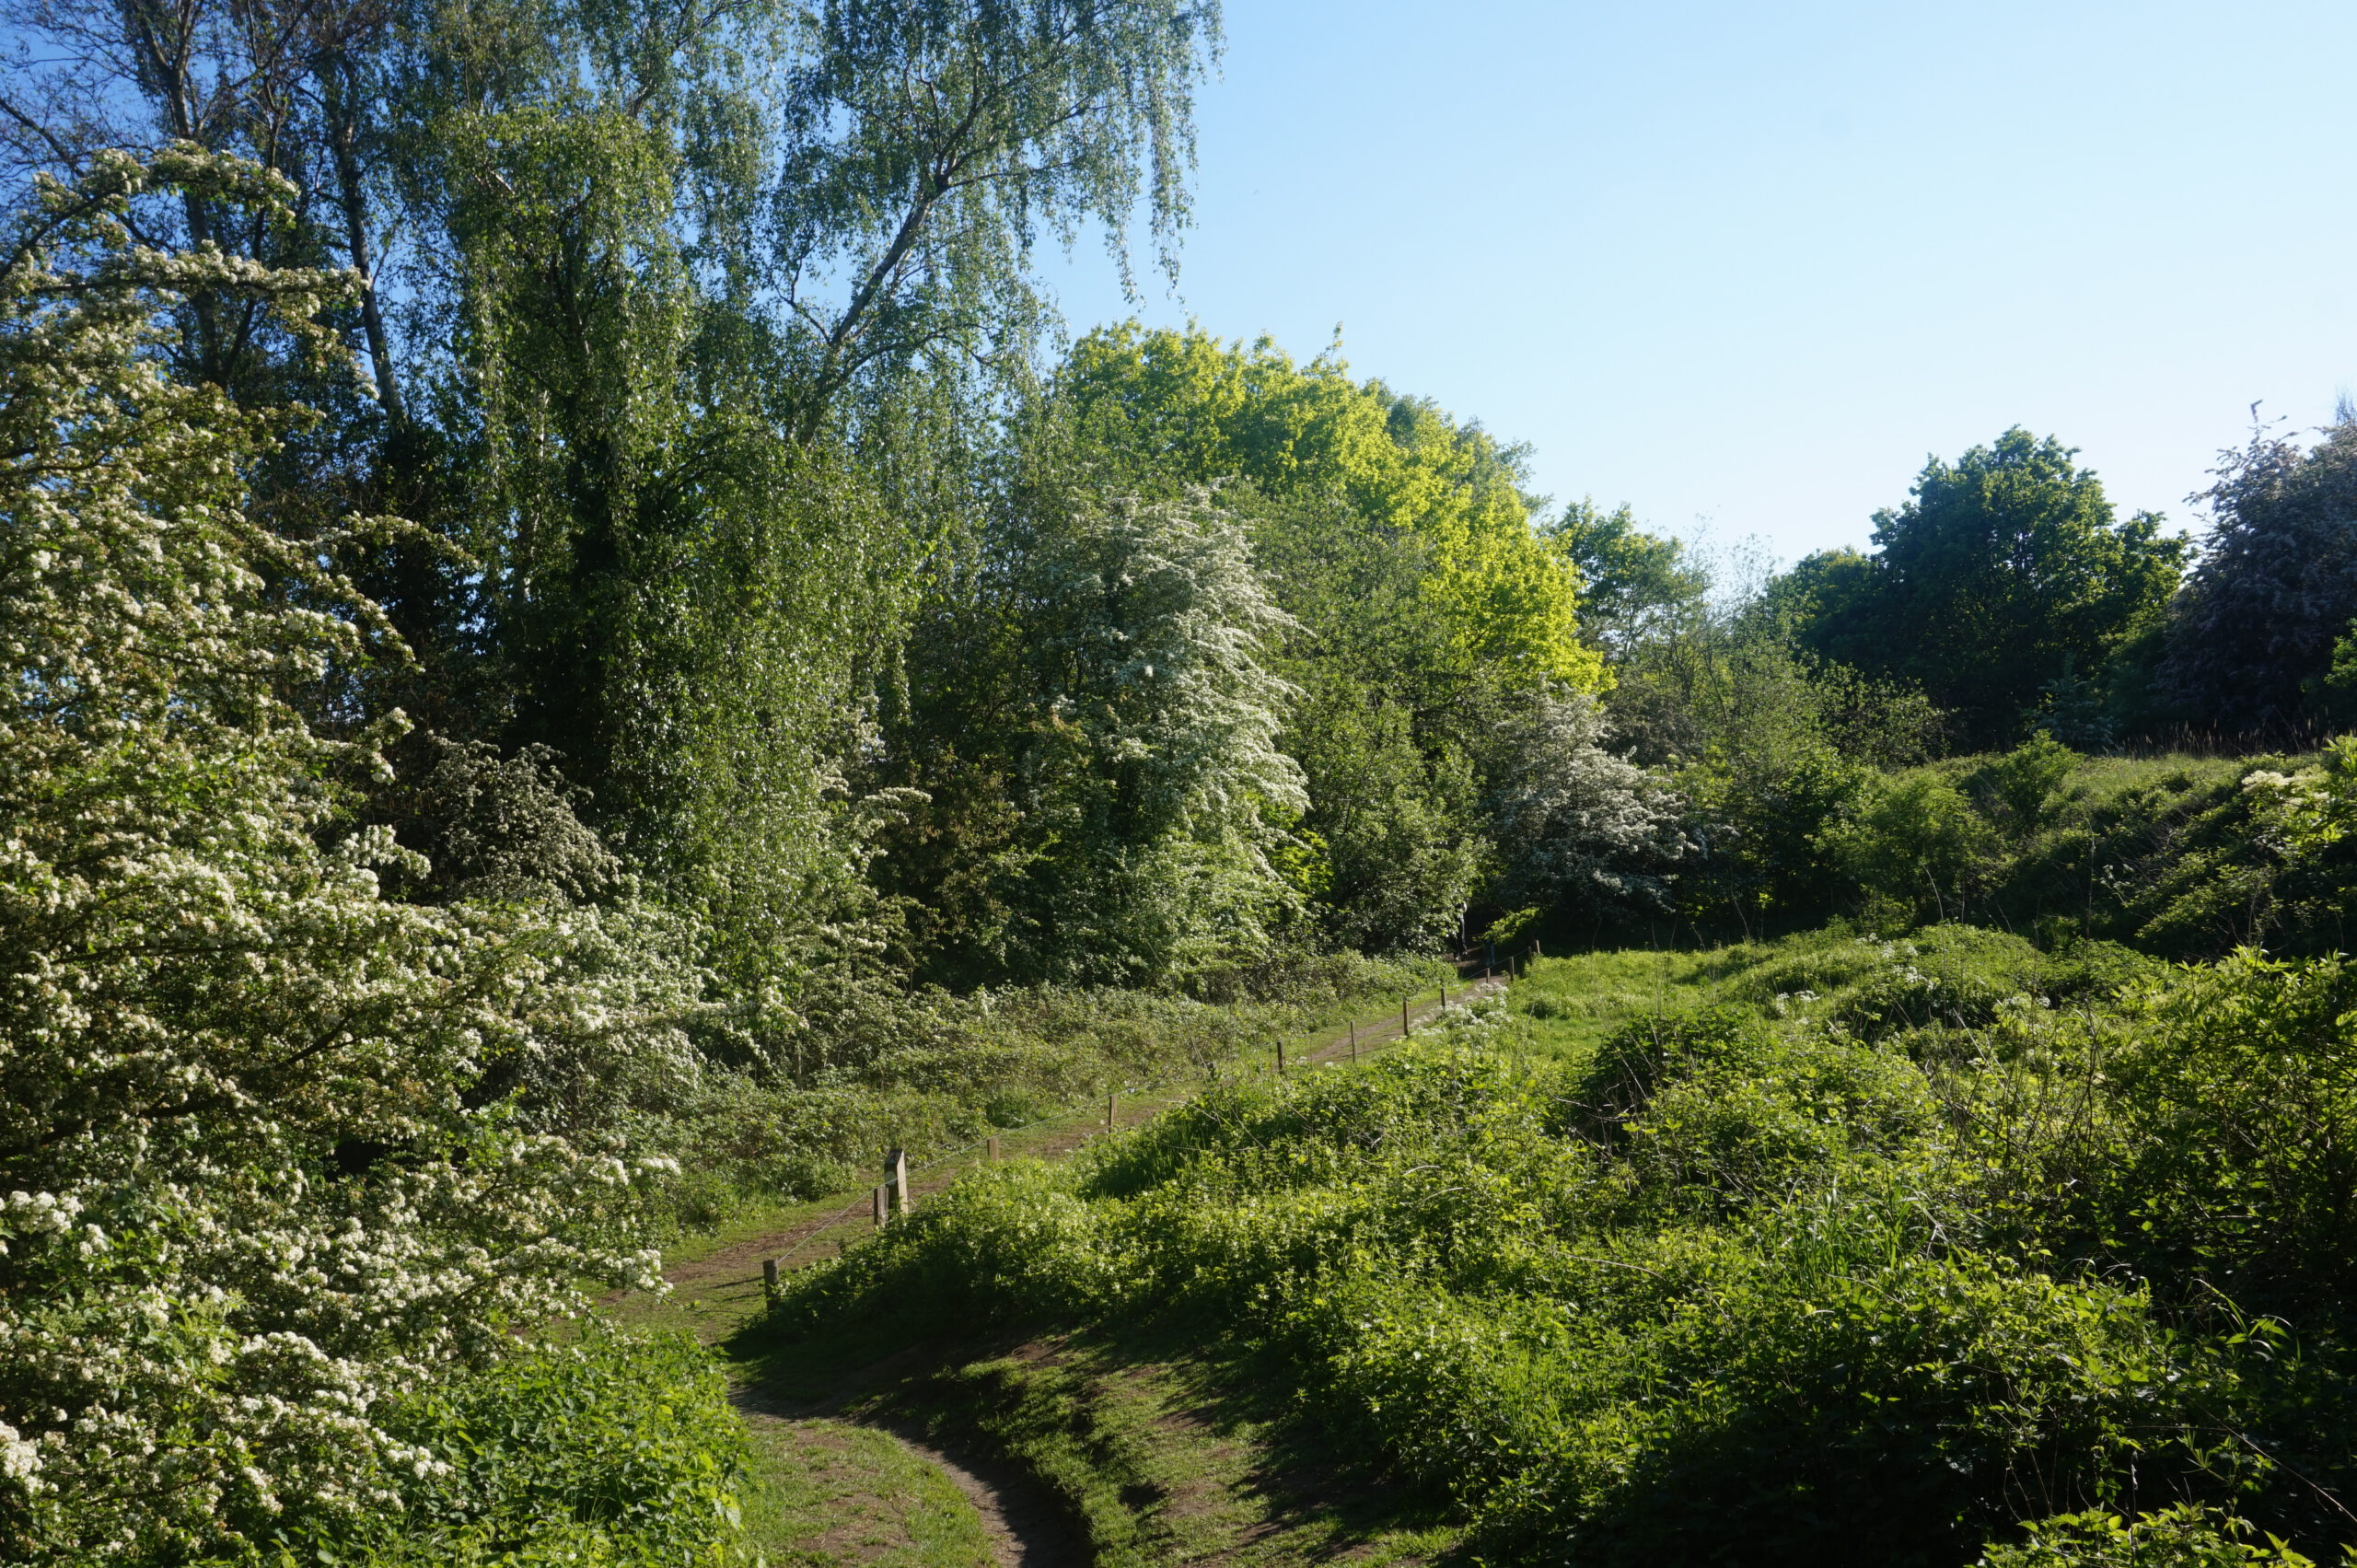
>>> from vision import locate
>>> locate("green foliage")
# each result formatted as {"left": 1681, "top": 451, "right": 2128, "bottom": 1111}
{"left": 0, "top": 151, "right": 696, "bottom": 1564}
{"left": 1818, "top": 771, "right": 2002, "bottom": 924}
{"left": 1938, "top": 748, "right": 2357, "bottom": 960}
{"left": 2164, "top": 417, "right": 2357, "bottom": 738}
{"left": 876, "top": 481, "right": 1306, "bottom": 985}
{"left": 1245, "top": 494, "right": 1490, "bottom": 951}
{"left": 1973, "top": 731, "right": 2084, "bottom": 830}
{"left": 319, "top": 1330, "right": 746, "bottom": 1566}
{"left": 1987, "top": 949, "right": 2357, "bottom": 1317}
{"left": 772, "top": 928, "right": 2357, "bottom": 1563}
{"left": 1723, "top": 923, "right": 2157, "bottom": 1040}
{"left": 1550, "top": 498, "right": 1710, "bottom": 656}
{"left": 1059, "top": 322, "right": 1604, "bottom": 690}
{"left": 1782, "top": 428, "right": 2187, "bottom": 748}
{"left": 1980, "top": 1506, "right": 2330, "bottom": 1567}
{"left": 1608, "top": 604, "right": 1939, "bottom": 928}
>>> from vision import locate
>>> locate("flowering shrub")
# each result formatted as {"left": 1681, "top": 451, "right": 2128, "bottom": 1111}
{"left": 0, "top": 150, "right": 704, "bottom": 1562}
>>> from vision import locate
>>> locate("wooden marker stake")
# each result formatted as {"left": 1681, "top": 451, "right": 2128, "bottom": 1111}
{"left": 1277, "top": 1038, "right": 1286, "bottom": 1077}
{"left": 763, "top": 1258, "right": 779, "bottom": 1302}
{"left": 1402, "top": 995, "right": 1410, "bottom": 1037}
{"left": 1349, "top": 1019, "right": 1357, "bottom": 1060}
{"left": 887, "top": 1147, "right": 911, "bottom": 1218}
{"left": 1105, "top": 1091, "right": 1117, "bottom": 1135}
{"left": 986, "top": 1135, "right": 1000, "bottom": 1164}
{"left": 872, "top": 1184, "right": 888, "bottom": 1228}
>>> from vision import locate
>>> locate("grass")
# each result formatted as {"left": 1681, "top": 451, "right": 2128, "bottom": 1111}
{"left": 602, "top": 980, "right": 1482, "bottom": 1567}
{"left": 904, "top": 1330, "right": 1458, "bottom": 1566}
{"left": 1503, "top": 944, "right": 1737, "bottom": 1064}
{"left": 732, "top": 1412, "right": 995, "bottom": 1567}
{"left": 730, "top": 1317, "right": 1463, "bottom": 1566}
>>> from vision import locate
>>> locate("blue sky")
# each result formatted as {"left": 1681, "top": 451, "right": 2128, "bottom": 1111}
{"left": 1039, "top": 0, "right": 2357, "bottom": 567}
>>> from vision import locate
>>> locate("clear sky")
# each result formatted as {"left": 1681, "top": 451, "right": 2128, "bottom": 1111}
{"left": 1037, "top": 0, "right": 2357, "bottom": 567}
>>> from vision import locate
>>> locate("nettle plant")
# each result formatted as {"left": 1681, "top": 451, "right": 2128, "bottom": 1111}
{"left": 0, "top": 149, "right": 697, "bottom": 1561}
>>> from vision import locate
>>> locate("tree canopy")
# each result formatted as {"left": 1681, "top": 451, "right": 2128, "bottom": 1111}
{"left": 1776, "top": 428, "right": 2184, "bottom": 747}
{"left": 2162, "top": 415, "right": 2357, "bottom": 737}
{"left": 1058, "top": 322, "right": 1605, "bottom": 691}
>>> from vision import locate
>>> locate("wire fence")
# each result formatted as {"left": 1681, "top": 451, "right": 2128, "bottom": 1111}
{"left": 751, "top": 969, "right": 1517, "bottom": 1284}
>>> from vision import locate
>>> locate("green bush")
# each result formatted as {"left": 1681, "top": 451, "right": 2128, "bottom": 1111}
{"left": 1971, "top": 732, "right": 2084, "bottom": 832}
{"left": 1980, "top": 1505, "right": 2327, "bottom": 1567}
{"left": 1819, "top": 772, "right": 2001, "bottom": 925}
{"left": 265, "top": 1330, "right": 746, "bottom": 1567}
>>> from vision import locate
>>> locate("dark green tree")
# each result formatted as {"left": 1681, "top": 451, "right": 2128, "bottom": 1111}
{"left": 2162, "top": 416, "right": 2357, "bottom": 738}
{"left": 1783, "top": 429, "right": 2185, "bottom": 748}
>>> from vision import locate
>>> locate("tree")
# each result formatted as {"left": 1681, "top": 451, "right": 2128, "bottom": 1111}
{"left": 1059, "top": 322, "right": 1605, "bottom": 689}
{"left": 0, "top": 150, "right": 691, "bottom": 1561}
{"left": 1249, "top": 496, "right": 1487, "bottom": 951}
{"left": 2161, "top": 416, "right": 2357, "bottom": 738}
{"left": 1551, "top": 499, "right": 1709, "bottom": 660}
{"left": 1783, "top": 429, "right": 2186, "bottom": 749}
{"left": 774, "top": 0, "right": 1222, "bottom": 436}
{"left": 1483, "top": 693, "right": 1688, "bottom": 928}
{"left": 875, "top": 476, "right": 1305, "bottom": 984}
{"left": 0, "top": 0, "right": 1227, "bottom": 942}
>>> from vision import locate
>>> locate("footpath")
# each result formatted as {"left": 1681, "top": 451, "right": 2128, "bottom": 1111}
{"left": 605, "top": 972, "right": 1511, "bottom": 1567}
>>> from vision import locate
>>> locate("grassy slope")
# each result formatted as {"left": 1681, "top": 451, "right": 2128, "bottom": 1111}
{"left": 705, "top": 957, "right": 1695, "bottom": 1567}
{"left": 605, "top": 980, "right": 1483, "bottom": 1567}
{"left": 746, "top": 923, "right": 2357, "bottom": 1565}
{"left": 615, "top": 746, "right": 2357, "bottom": 1564}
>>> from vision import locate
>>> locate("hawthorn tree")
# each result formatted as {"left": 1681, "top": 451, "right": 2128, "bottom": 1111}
{"left": 0, "top": 149, "right": 698, "bottom": 1562}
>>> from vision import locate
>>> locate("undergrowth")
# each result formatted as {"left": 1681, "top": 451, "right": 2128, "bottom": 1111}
{"left": 766, "top": 927, "right": 2357, "bottom": 1567}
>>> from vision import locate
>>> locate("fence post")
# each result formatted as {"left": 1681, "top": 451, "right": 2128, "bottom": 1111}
{"left": 872, "top": 1183, "right": 888, "bottom": 1228}
{"left": 986, "top": 1135, "right": 1000, "bottom": 1164}
{"left": 1105, "top": 1091, "right": 1117, "bottom": 1136}
{"left": 1277, "top": 1038, "right": 1286, "bottom": 1077}
{"left": 763, "top": 1258, "right": 779, "bottom": 1303}
{"left": 1402, "top": 995, "right": 1410, "bottom": 1038}
{"left": 887, "top": 1147, "right": 911, "bottom": 1218}
{"left": 1349, "top": 1019, "right": 1357, "bottom": 1061}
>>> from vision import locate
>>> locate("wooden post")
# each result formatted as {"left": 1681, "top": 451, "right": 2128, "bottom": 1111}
{"left": 763, "top": 1258, "right": 779, "bottom": 1302}
{"left": 1105, "top": 1091, "right": 1117, "bottom": 1135}
{"left": 872, "top": 1183, "right": 888, "bottom": 1228}
{"left": 1535, "top": 937, "right": 1543, "bottom": 958}
{"left": 985, "top": 1135, "right": 1000, "bottom": 1164}
{"left": 1349, "top": 1019, "right": 1357, "bottom": 1061}
{"left": 1402, "top": 995, "right": 1410, "bottom": 1037}
{"left": 887, "top": 1148, "right": 911, "bottom": 1218}
{"left": 1277, "top": 1038, "right": 1286, "bottom": 1077}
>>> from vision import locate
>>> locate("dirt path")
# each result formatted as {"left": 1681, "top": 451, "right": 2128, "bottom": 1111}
{"left": 644, "top": 975, "right": 1510, "bottom": 1568}
{"left": 659, "top": 974, "right": 1511, "bottom": 1307}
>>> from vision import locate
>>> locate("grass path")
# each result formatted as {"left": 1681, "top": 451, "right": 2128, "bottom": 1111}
{"left": 605, "top": 975, "right": 1508, "bottom": 1567}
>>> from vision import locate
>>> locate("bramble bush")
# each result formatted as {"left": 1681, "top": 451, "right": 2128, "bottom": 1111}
{"left": 771, "top": 927, "right": 2357, "bottom": 1565}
